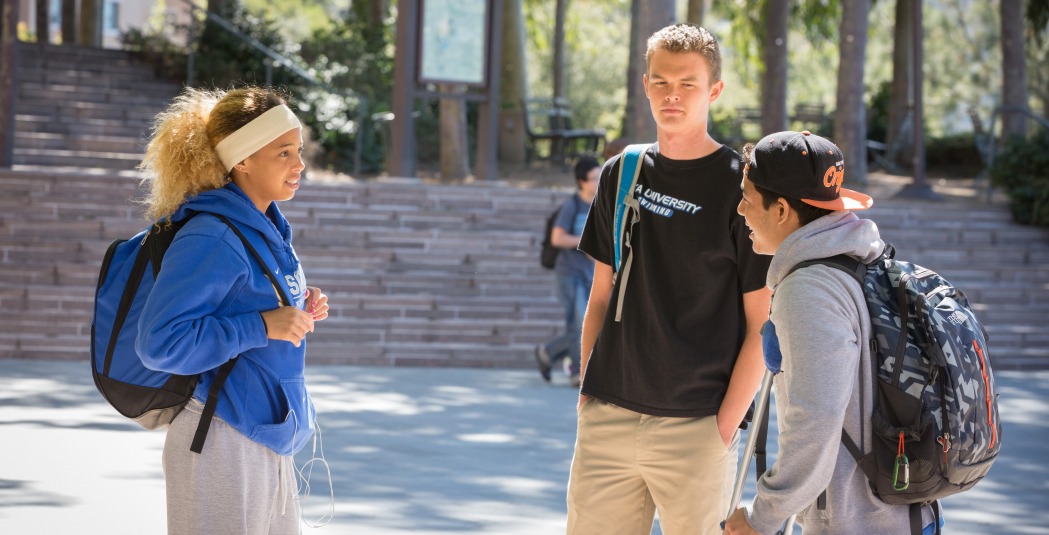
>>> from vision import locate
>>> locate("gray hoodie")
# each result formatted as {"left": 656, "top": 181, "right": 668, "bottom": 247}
{"left": 745, "top": 211, "right": 934, "bottom": 534}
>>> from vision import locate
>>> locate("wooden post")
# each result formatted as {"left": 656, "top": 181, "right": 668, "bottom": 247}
{"left": 390, "top": 0, "right": 419, "bottom": 178}
{"left": 474, "top": 0, "right": 502, "bottom": 181}
{"left": 0, "top": 0, "right": 19, "bottom": 167}
{"left": 895, "top": 0, "right": 941, "bottom": 200}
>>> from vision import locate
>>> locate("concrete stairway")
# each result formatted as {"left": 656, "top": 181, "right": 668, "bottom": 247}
{"left": 11, "top": 43, "right": 181, "bottom": 174}
{"left": 862, "top": 202, "right": 1049, "bottom": 370}
{"left": 1, "top": 167, "right": 1047, "bottom": 370}
{"left": 1, "top": 44, "right": 1046, "bottom": 370}
{"left": 0, "top": 169, "right": 568, "bottom": 367}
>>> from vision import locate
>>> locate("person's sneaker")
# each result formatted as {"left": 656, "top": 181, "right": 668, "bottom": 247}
{"left": 534, "top": 345, "right": 552, "bottom": 382}
{"left": 562, "top": 357, "right": 574, "bottom": 377}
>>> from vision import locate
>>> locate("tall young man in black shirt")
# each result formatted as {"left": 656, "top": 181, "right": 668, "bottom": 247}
{"left": 566, "top": 24, "right": 772, "bottom": 535}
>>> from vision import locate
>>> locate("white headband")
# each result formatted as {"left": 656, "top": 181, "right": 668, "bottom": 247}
{"left": 214, "top": 105, "right": 302, "bottom": 172}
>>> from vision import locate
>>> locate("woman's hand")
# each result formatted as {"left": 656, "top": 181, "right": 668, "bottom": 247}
{"left": 261, "top": 307, "right": 315, "bottom": 347}
{"left": 305, "top": 287, "right": 329, "bottom": 321}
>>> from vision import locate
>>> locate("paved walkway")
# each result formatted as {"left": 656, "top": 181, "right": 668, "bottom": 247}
{"left": 0, "top": 360, "right": 1046, "bottom": 534}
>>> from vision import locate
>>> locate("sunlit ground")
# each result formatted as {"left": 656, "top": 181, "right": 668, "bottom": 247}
{"left": 0, "top": 361, "right": 1045, "bottom": 534}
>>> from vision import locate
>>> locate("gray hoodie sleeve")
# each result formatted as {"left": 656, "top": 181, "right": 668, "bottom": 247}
{"left": 748, "top": 267, "right": 862, "bottom": 533}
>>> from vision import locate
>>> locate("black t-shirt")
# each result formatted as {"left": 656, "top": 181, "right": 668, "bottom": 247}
{"left": 578, "top": 144, "right": 771, "bottom": 417}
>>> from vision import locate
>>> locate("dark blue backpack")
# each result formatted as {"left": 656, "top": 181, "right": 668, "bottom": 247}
{"left": 91, "top": 213, "right": 288, "bottom": 453}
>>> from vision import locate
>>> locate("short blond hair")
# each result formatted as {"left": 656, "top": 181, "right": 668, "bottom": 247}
{"left": 139, "top": 87, "right": 291, "bottom": 221}
{"left": 645, "top": 23, "right": 722, "bottom": 84}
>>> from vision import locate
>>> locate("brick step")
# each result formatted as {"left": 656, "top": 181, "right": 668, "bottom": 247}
{"left": 15, "top": 114, "right": 149, "bottom": 138}
{"left": 13, "top": 148, "right": 142, "bottom": 171}
{"left": 991, "top": 348, "right": 1049, "bottom": 371}
{"left": 17, "top": 42, "right": 159, "bottom": 61}
{"left": 13, "top": 132, "right": 144, "bottom": 154}
{"left": 16, "top": 100, "right": 160, "bottom": 124}
{"left": 17, "top": 78, "right": 179, "bottom": 101}
{"left": 16, "top": 44, "right": 175, "bottom": 76}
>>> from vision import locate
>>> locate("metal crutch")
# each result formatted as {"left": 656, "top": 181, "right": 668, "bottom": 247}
{"left": 723, "top": 368, "right": 797, "bottom": 534}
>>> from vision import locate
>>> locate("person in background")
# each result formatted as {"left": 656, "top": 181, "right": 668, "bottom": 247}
{"left": 136, "top": 86, "right": 329, "bottom": 535}
{"left": 536, "top": 156, "right": 601, "bottom": 387}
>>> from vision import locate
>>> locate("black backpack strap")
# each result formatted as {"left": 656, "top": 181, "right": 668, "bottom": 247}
{"left": 753, "top": 374, "right": 774, "bottom": 483}
{"left": 102, "top": 244, "right": 150, "bottom": 377}
{"left": 788, "top": 255, "right": 868, "bottom": 513}
{"left": 187, "top": 214, "right": 292, "bottom": 454}
{"left": 190, "top": 357, "right": 237, "bottom": 454}
{"left": 215, "top": 214, "right": 292, "bottom": 306}
{"left": 787, "top": 255, "right": 865, "bottom": 285}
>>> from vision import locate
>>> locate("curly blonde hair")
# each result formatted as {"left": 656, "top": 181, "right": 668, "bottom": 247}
{"left": 139, "top": 86, "right": 291, "bottom": 221}
{"left": 645, "top": 23, "right": 722, "bottom": 84}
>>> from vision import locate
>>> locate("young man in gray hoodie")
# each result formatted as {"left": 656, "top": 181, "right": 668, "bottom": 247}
{"left": 723, "top": 131, "right": 941, "bottom": 534}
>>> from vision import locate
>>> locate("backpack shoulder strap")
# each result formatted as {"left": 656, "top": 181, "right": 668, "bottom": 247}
{"left": 612, "top": 143, "right": 649, "bottom": 272}
{"left": 213, "top": 214, "right": 292, "bottom": 307}
{"left": 188, "top": 214, "right": 292, "bottom": 453}
{"left": 787, "top": 255, "right": 866, "bottom": 285}
{"left": 610, "top": 143, "right": 650, "bottom": 322}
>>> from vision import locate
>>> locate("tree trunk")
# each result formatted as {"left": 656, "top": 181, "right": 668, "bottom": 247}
{"left": 498, "top": 0, "right": 527, "bottom": 164}
{"left": 36, "top": 0, "right": 50, "bottom": 45}
{"left": 624, "top": 0, "right": 674, "bottom": 142}
{"left": 61, "top": 0, "right": 75, "bottom": 45}
{"left": 887, "top": 0, "right": 913, "bottom": 169}
{"left": 77, "top": 0, "right": 102, "bottom": 47}
{"left": 1, "top": 0, "right": 19, "bottom": 166}
{"left": 553, "top": 0, "right": 567, "bottom": 101}
{"left": 761, "top": 0, "right": 789, "bottom": 135}
{"left": 1001, "top": 0, "right": 1028, "bottom": 140}
{"left": 369, "top": 0, "right": 387, "bottom": 26}
{"left": 686, "top": 0, "right": 708, "bottom": 26}
{"left": 207, "top": 0, "right": 229, "bottom": 16}
{"left": 439, "top": 85, "right": 471, "bottom": 181}
{"left": 834, "top": 0, "right": 870, "bottom": 185}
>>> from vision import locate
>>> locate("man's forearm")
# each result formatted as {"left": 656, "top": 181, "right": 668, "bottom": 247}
{"left": 719, "top": 287, "right": 773, "bottom": 435}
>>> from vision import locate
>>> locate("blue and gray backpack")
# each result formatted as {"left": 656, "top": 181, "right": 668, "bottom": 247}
{"left": 610, "top": 143, "right": 650, "bottom": 322}
{"left": 791, "top": 244, "right": 1002, "bottom": 533}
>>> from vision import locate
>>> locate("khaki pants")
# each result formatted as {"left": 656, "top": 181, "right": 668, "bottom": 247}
{"left": 566, "top": 399, "right": 739, "bottom": 535}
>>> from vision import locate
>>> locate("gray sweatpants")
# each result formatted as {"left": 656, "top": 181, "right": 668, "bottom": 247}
{"left": 163, "top": 399, "right": 301, "bottom": 535}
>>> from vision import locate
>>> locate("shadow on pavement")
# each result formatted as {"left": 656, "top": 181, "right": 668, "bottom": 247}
{"left": 0, "top": 360, "right": 1046, "bottom": 535}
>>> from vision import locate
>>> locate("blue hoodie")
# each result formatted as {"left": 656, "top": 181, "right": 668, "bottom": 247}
{"left": 136, "top": 182, "right": 314, "bottom": 456}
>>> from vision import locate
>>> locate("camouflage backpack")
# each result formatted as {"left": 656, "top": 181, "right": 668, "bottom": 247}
{"left": 793, "top": 244, "right": 1002, "bottom": 516}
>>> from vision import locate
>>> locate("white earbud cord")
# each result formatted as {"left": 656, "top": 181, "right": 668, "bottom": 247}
{"left": 295, "top": 416, "right": 334, "bottom": 528}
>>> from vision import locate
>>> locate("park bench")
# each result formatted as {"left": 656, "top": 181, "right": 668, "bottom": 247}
{"left": 790, "top": 102, "right": 830, "bottom": 134}
{"left": 522, "top": 97, "right": 606, "bottom": 164}
{"left": 732, "top": 106, "right": 764, "bottom": 144}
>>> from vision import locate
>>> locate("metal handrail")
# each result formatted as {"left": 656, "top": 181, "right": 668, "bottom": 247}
{"left": 979, "top": 105, "right": 1049, "bottom": 202}
{"left": 178, "top": 0, "right": 365, "bottom": 175}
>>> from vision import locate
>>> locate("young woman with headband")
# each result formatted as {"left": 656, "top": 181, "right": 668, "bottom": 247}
{"left": 135, "top": 86, "right": 329, "bottom": 534}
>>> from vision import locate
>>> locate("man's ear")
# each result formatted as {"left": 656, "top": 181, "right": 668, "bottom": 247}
{"left": 708, "top": 79, "right": 724, "bottom": 103}
{"left": 774, "top": 198, "right": 792, "bottom": 225}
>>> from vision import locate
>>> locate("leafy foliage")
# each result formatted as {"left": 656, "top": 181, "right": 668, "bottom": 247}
{"left": 178, "top": 2, "right": 394, "bottom": 174}
{"left": 523, "top": 0, "right": 630, "bottom": 139}
{"left": 991, "top": 129, "right": 1049, "bottom": 226}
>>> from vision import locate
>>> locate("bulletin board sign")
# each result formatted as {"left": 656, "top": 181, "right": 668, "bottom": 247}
{"left": 417, "top": 0, "right": 491, "bottom": 87}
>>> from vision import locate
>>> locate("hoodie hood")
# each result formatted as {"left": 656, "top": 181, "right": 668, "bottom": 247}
{"left": 171, "top": 182, "right": 298, "bottom": 272}
{"left": 767, "top": 211, "right": 884, "bottom": 290}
